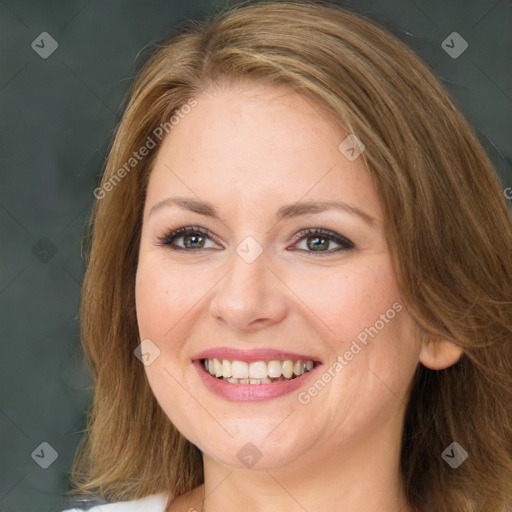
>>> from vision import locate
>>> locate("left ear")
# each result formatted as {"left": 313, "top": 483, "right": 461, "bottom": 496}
{"left": 419, "top": 337, "right": 464, "bottom": 370}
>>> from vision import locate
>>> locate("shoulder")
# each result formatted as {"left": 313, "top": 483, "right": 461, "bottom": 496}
{"left": 60, "top": 492, "right": 169, "bottom": 512}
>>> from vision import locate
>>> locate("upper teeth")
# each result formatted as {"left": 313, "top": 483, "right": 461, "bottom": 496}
{"left": 203, "top": 358, "right": 314, "bottom": 380}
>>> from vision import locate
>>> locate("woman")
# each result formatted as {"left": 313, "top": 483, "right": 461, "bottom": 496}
{"left": 61, "top": 1, "right": 512, "bottom": 511}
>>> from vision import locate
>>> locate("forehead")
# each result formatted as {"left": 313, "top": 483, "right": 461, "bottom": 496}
{"left": 145, "top": 83, "right": 382, "bottom": 223}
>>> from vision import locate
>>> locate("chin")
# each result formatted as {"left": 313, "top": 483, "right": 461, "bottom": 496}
{"left": 196, "top": 426, "right": 313, "bottom": 471}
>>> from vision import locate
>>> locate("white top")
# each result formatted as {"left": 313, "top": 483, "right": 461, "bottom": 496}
{"left": 61, "top": 492, "right": 168, "bottom": 511}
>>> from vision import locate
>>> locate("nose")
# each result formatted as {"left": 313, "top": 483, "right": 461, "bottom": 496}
{"left": 209, "top": 243, "right": 288, "bottom": 333}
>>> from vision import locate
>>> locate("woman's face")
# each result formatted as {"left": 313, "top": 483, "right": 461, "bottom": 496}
{"left": 135, "top": 82, "right": 422, "bottom": 472}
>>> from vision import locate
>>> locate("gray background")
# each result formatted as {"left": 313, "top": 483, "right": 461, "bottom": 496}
{"left": 0, "top": 1, "right": 511, "bottom": 511}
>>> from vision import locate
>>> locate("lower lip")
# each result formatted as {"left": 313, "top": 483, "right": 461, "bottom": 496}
{"left": 193, "top": 360, "right": 322, "bottom": 402}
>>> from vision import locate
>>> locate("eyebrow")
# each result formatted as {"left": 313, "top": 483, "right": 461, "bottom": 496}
{"left": 148, "top": 196, "right": 378, "bottom": 227}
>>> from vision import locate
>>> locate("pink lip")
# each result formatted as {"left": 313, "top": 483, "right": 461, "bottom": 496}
{"left": 192, "top": 357, "right": 323, "bottom": 402}
{"left": 191, "top": 347, "right": 322, "bottom": 363}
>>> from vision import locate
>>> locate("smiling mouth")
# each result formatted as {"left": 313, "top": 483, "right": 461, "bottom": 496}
{"left": 201, "top": 357, "right": 317, "bottom": 384}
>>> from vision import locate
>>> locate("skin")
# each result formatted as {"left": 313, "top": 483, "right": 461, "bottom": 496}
{"left": 135, "top": 81, "right": 463, "bottom": 512}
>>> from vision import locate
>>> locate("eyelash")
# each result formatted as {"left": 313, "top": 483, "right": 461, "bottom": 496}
{"left": 155, "top": 225, "right": 355, "bottom": 255}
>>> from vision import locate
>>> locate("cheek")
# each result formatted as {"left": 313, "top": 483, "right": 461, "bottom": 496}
{"left": 135, "top": 258, "right": 195, "bottom": 339}
{"left": 289, "top": 256, "right": 419, "bottom": 423}
{"left": 287, "top": 255, "right": 403, "bottom": 344}
{"left": 322, "top": 258, "right": 417, "bottom": 376}
{"left": 135, "top": 259, "right": 203, "bottom": 436}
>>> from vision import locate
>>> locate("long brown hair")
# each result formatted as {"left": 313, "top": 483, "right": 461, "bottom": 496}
{"left": 68, "top": 2, "right": 512, "bottom": 511}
